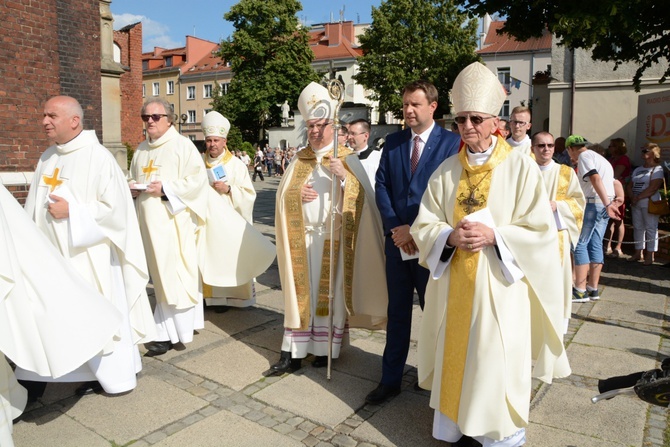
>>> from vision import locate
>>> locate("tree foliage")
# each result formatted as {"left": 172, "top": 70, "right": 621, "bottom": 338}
{"left": 456, "top": 0, "right": 670, "bottom": 91}
{"left": 355, "top": 0, "right": 480, "bottom": 120}
{"left": 212, "top": 0, "right": 319, "bottom": 142}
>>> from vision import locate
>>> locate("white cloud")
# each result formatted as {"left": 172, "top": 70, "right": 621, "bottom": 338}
{"left": 113, "top": 13, "right": 181, "bottom": 52}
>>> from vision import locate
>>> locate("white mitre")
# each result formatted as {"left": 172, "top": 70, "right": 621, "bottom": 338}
{"left": 452, "top": 62, "right": 507, "bottom": 115}
{"left": 298, "top": 82, "right": 335, "bottom": 121}
{"left": 202, "top": 111, "right": 231, "bottom": 138}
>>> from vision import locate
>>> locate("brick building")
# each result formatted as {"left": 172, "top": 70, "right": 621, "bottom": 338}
{"left": 114, "top": 22, "right": 145, "bottom": 150}
{"left": 0, "top": 0, "right": 132, "bottom": 200}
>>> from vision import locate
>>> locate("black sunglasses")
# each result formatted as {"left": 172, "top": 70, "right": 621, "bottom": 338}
{"left": 454, "top": 115, "right": 495, "bottom": 125}
{"left": 141, "top": 114, "right": 168, "bottom": 122}
{"left": 534, "top": 143, "right": 555, "bottom": 149}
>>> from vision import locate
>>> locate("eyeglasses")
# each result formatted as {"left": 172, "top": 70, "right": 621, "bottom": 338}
{"left": 510, "top": 120, "right": 529, "bottom": 126}
{"left": 533, "top": 143, "right": 555, "bottom": 148}
{"left": 348, "top": 132, "right": 368, "bottom": 137}
{"left": 141, "top": 114, "right": 168, "bottom": 122}
{"left": 454, "top": 115, "right": 495, "bottom": 125}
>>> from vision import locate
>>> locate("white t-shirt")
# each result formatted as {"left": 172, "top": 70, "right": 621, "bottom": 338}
{"left": 577, "top": 150, "right": 614, "bottom": 200}
{"left": 631, "top": 165, "right": 664, "bottom": 206}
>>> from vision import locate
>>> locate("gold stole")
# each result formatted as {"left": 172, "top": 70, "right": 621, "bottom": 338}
{"left": 555, "top": 164, "right": 583, "bottom": 263}
{"left": 283, "top": 146, "right": 364, "bottom": 330}
{"left": 440, "top": 142, "right": 510, "bottom": 420}
{"left": 202, "top": 148, "right": 237, "bottom": 298}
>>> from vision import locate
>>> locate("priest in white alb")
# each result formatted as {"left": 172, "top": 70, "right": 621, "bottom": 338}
{"left": 271, "top": 82, "right": 387, "bottom": 373}
{"left": 19, "top": 95, "right": 156, "bottom": 396}
{"left": 531, "top": 131, "right": 585, "bottom": 333}
{"left": 410, "top": 63, "right": 571, "bottom": 446}
{"left": 200, "top": 111, "right": 258, "bottom": 310}
{"left": 1, "top": 184, "right": 123, "bottom": 446}
{"left": 129, "top": 99, "right": 275, "bottom": 355}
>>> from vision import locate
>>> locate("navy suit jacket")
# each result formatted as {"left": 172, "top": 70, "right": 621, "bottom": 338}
{"left": 375, "top": 125, "right": 460, "bottom": 257}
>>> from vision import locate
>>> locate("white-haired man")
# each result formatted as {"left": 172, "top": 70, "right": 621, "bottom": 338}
{"left": 411, "top": 63, "right": 570, "bottom": 446}
{"left": 271, "top": 82, "right": 387, "bottom": 373}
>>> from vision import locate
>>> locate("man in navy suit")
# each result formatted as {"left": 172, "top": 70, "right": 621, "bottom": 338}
{"left": 366, "top": 80, "right": 460, "bottom": 405}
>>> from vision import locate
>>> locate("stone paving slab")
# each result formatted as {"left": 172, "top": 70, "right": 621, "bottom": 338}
{"left": 240, "top": 321, "right": 286, "bottom": 353}
{"left": 144, "top": 327, "right": 223, "bottom": 362}
{"left": 571, "top": 320, "right": 661, "bottom": 352}
{"left": 175, "top": 340, "right": 277, "bottom": 391}
{"left": 600, "top": 288, "right": 666, "bottom": 310}
{"left": 589, "top": 300, "right": 666, "bottom": 327}
{"left": 63, "top": 375, "right": 207, "bottom": 445}
{"left": 202, "top": 306, "right": 277, "bottom": 337}
{"left": 255, "top": 367, "right": 374, "bottom": 427}
{"left": 526, "top": 423, "right": 627, "bottom": 447}
{"left": 566, "top": 343, "right": 658, "bottom": 379}
{"left": 529, "top": 382, "right": 647, "bottom": 446}
{"left": 153, "top": 409, "right": 303, "bottom": 447}
{"left": 14, "top": 412, "right": 110, "bottom": 447}
{"left": 351, "top": 391, "right": 442, "bottom": 447}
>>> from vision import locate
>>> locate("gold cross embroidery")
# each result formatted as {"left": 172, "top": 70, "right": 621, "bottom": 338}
{"left": 43, "top": 167, "right": 64, "bottom": 192}
{"left": 142, "top": 159, "right": 159, "bottom": 181}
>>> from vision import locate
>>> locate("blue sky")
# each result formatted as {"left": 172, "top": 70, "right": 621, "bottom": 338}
{"left": 111, "top": 0, "right": 382, "bottom": 52}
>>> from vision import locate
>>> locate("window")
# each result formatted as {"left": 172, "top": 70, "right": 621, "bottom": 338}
{"left": 142, "top": 84, "right": 146, "bottom": 98}
{"left": 189, "top": 135, "right": 196, "bottom": 141}
{"left": 165, "top": 56, "right": 173, "bottom": 67}
{"left": 152, "top": 82, "right": 159, "bottom": 96}
{"left": 187, "top": 110, "right": 196, "bottom": 123}
{"left": 500, "top": 100, "right": 510, "bottom": 119}
{"left": 167, "top": 80, "right": 174, "bottom": 95}
{"left": 203, "top": 109, "right": 212, "bottom": 118}
{"left": 219, "top": 82, "right": 229, "bottom": 96}
{"left": 142, "top": 60, "right": 148, "bottom": 71}
{"left": 187, "top": 86, "right": 195, "bottom": 100}
{"left": 497, "top": 67, "right": 511, "bottom": 94}
{"left": 203, "top": 84, "right": 213, "bottom": 98}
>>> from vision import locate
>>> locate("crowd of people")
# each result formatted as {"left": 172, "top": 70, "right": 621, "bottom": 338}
{"left": 1, "top": 61, "right": 666, "bottom": 447}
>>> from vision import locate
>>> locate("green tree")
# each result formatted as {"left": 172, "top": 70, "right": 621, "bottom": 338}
{"left": 456, "top": 0, "right": 669, "bottom": 91}
{"left": 226, "top": 125, "right": 244, "bottom": 153}
{"left": 213, "top": 0, "right": 320, "bottom": 142}
{"left": 355, "top": 0, "right": 479, "bottom": 120}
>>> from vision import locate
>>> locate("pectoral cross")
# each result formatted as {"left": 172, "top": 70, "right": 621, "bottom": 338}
{"left": 458, "top": 189, "right": 483, "bottom": 214}
{"left": 43, "top": 167, "right": 63, "bottom": 192}
{"left": 142, "top": 159, "right": 159, "bottom": 181}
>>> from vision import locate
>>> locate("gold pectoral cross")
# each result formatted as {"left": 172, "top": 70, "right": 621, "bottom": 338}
{"left": 142, "top": 159, "right": 159, "bottom": 181}
{"left": 43, "top": 167, "right": 64, "bottom": 192}
{"left": 458, "top": 189, "right": 483, "bottom": 214}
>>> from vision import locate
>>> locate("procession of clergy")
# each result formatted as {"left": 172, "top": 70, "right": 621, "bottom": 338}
{"left": 2, "top": 62, "right": 587, "bottom": 447}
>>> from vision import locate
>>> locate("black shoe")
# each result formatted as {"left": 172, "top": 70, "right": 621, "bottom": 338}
{"left": 312, "top": 356, "right": 328, "bottom": 368}
{"left": 75, "top": 381, "right": 103, "bottom": 396}
{"left": 454, "top": 435, "right": 483, "bottom": 447}
{"left": 214, "top": 306, "right": 230, "bottom": 314}
{"left": 270, "top": 351, "right": 302, "bottom": 374}
{"left": 365, "top": 383, "right": 401, "bottom": 405}
{"left": 413, "top": 381, "right": 424, "bottom": 391}
{"left": 146, "top": 341, "right": 173, "bottom": 354}
{"left": 18, "top": 380, "right": 46, "bottom": 403}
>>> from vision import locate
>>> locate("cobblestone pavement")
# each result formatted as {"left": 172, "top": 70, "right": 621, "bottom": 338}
{"left": 12, "top": 174, "right": 670, "bottom": 447}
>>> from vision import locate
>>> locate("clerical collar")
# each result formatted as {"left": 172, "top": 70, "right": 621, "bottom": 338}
{"left": 538, "top": 160, "right": 556, "bottom": 171}
{"left": 55, "top": 130, "right": 98, "bottom": 155}
{"left": 147, "top": 125, "right": 178, "bottom": 148}
{"left": 313, "top": 142, "right": 334, "bottom": 162}
{"left": 507, "top": 134, "right": 530, "bottom": 147}
{"left": 356, "top": 146, "right": 373, "bottom": 160}
{"left": 466, "top": 138, "right": 495, "bottom": 166}
{"left": 411, "top": 121, "right": 435, "bottom": 144}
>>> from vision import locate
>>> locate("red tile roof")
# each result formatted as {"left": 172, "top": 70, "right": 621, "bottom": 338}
{"left": 478, "top": 21, "right": 551, "bottom": 54}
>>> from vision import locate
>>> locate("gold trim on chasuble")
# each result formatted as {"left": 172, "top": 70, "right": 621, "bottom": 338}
{"left": 440, "top": 142, "right": 511, "bottom": 421}
{"left": 557, "top": 164, "right": 584, "bottom": 261}
{"left": 284, "top": 146, "right": 363, "bottom": 330}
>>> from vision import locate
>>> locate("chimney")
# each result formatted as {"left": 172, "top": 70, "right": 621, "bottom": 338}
{"left": 325, "top": 22, "right": 342, "bottom": 47}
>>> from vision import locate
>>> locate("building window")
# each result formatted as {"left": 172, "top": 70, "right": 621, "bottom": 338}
{"left": 498, "top": 67, "right": 511, "bottom": 94}
{"left": 219, "top": 82, "right": 229, "bottom": 95}
{"left": 187, "top": 86, "right": 196, "bottom": 100}
{"left": 165, "top": 56, "right": 173, "bottom": 67}
{"left": 203, "top": 84, "right": 213, "bottom": 98}
{"left": 142, "top": 60, "right": 148, "bottom": 71}
{"left": 167, "top": 81, "right": 174, "bottom": 95}
{"left": 187, "top": 110, "right": 196, "bottom": 123}
{"left": 203, "top": 109, "right": 212, "bottom": 118}
{"left": 152, "top": 82, "right": 159, "bottom": 96}
{"left": 189, "top": 135, "right": 196, "bottom": 141}
{"left": 142, "top": 84, "right": 146, "bottom": 98}
{"left": 500, "top": 100, "right": 510, "bottom": 118}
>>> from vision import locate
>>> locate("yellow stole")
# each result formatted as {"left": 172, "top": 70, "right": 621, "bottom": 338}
{"left": 440, "top": 141, "right": 511, "bottom": 420}
{"left": 555, "top": 164, "right": 583, "bottom": 263}
{"left": 283, "top": 146, "right": 364, "bottom": 330}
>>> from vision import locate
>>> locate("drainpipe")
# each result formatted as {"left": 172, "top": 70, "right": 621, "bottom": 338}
{"left": 570, "top": 50, "right": 576, "bottom": 134}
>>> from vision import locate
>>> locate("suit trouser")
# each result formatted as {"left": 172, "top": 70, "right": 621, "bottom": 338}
{"left": 381, "top": 254, "right": 429, "bottom": 387}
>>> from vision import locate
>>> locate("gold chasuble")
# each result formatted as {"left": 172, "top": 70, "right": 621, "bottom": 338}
{"left": 441, "top": 144, "right": 509, "bottom": 420}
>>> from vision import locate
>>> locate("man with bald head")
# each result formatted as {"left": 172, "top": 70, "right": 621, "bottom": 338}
{"left": 19, "top": 96, "right": 156, "bottom": 396}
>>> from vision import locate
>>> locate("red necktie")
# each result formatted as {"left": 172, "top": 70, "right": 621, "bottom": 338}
{"left": 411, "top": 135, "right": 420, "bottom": 174}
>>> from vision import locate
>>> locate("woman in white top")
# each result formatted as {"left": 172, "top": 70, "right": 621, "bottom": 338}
{"left": 627, "top": 143, "right": 665, "bottom": 264}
